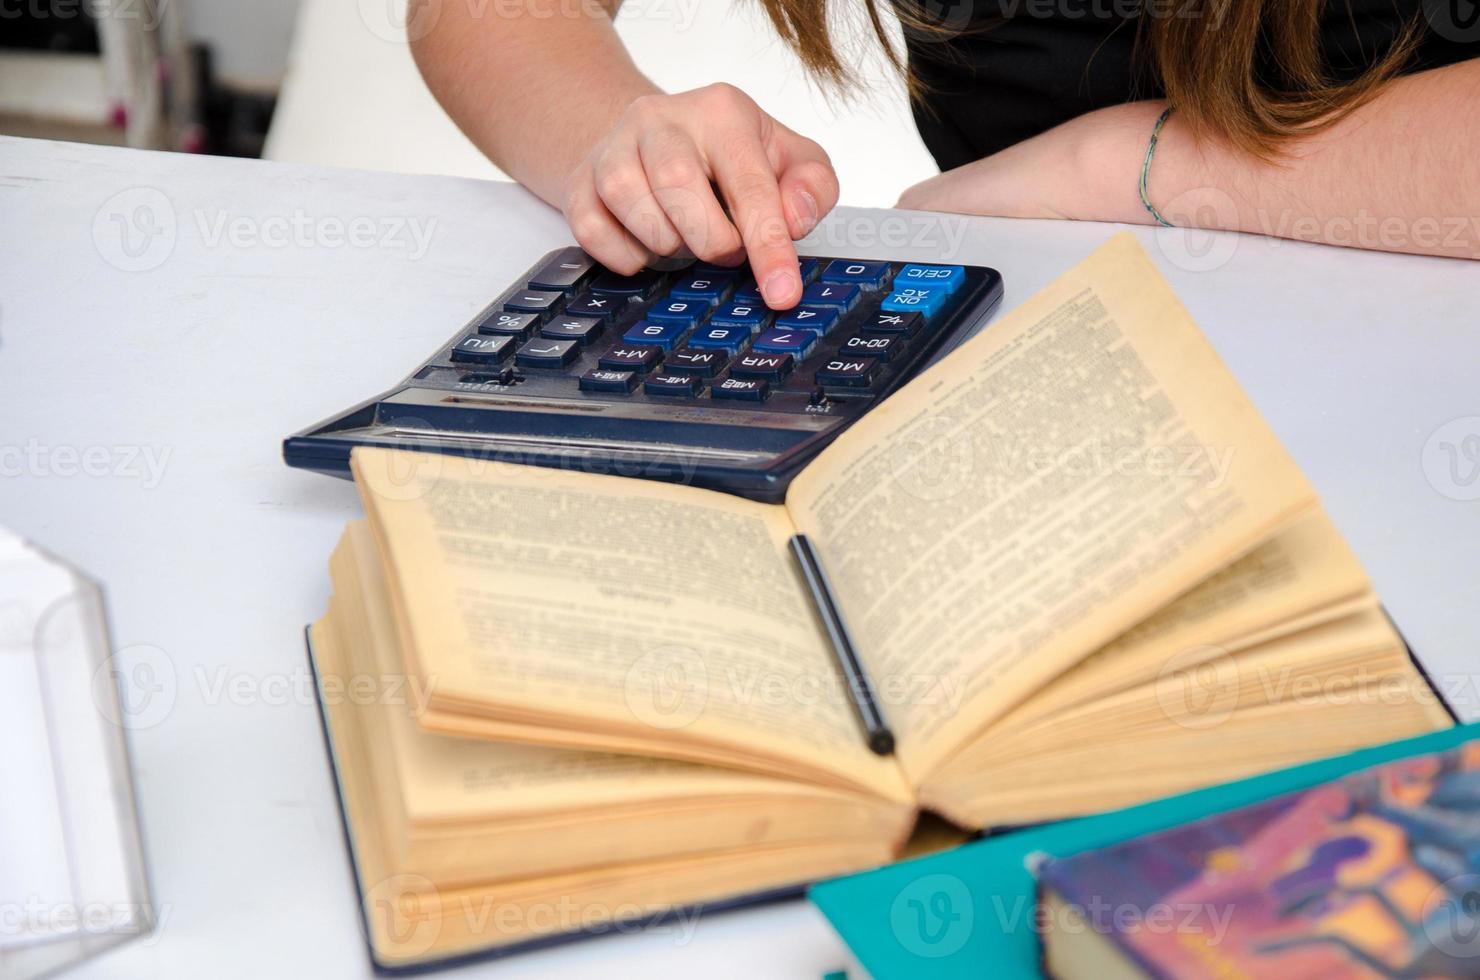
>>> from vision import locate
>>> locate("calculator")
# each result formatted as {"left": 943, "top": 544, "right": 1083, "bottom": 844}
{"left": 283, "top": 247, "right": 1004, "bottom": 501}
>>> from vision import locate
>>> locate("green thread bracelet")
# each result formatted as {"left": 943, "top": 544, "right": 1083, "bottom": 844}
{"left": 1139, "top": 107, "right": 1175, "bottom": 228}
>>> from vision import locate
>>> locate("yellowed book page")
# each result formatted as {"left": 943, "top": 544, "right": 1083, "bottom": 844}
{"left": 1000, "top": 509, "right": 1376, "bottom": 721}
{"left": 311, "top": 613, "right": 896, "bottom": 968}
{"left": 787, "top": 234, "right": 1318, "bottom": 780}
{"left": 329, "top": 520, "right": 890, "bottom": 825}
{"left": 351, "top": 448, "right": 910, "bottom": 803}
{"left": 922, "top": 608, "right": 1447, "bottom": 825}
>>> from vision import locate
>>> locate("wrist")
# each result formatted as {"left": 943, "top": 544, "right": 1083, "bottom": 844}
{"left": 1075, "top": 101, "right": 1174, "bottom": 225}
{"left": 540, "top": 77, "right": 662, "bottom": 209}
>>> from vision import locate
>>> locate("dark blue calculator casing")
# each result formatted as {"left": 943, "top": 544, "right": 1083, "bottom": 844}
{"left": 283, "top": 250, "right": 1004, "bottom": 502}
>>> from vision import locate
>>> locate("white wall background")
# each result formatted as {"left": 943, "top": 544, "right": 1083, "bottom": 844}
{"left": 186, "top": 0, "right": 302, "bottom": 89}
{"left": 261, "top": 0, "right": 939, "bottom": 206}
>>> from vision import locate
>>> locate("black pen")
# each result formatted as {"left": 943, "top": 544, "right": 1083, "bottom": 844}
{"left": 789, "top": 534, "right": 895, "bottom": 756}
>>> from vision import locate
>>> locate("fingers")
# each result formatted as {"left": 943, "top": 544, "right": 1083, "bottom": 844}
{"left": 564, "top": 164, "right": 655, "bottom": 275}
{"left": 638, "top": 126, "right": 744, "bottom": 265}
{"left": 708, "top": 132, "right": 801, "bottom": 309}
{"left": 770, "top": 122, "right": 841, "bottom": 241}
{"left": 561, "top": 85, "right": 841, "bottom": 308}
{"left": 591, "top": 143, "right": 684, "bottom": 259}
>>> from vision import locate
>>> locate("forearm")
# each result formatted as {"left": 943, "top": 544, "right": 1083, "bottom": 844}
{"left": 410, "top": 0, "right": 660, "bottom": 206}
{"left": 1141, "top": 61, "right": 1480, "bottom": 259}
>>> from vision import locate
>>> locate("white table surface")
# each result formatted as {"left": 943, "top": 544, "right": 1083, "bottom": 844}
{"left": 1, "top": 135, "right": 1477, "bottom": 980}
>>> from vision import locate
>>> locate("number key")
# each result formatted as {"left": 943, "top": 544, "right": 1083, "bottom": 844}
{"left": 687, "top": 325, "right": 751, "bottom": 352}
{"left": 820, "top": 260, "right": 890, "bottom": 287}
{"left": 709, "top": 301, "right": 771, "bottom": 331}
{"left": 774, "top": 306, "right": 839, "bottom": 336}
{"left": 800, "top": 282, "right": 858, "bottom": 310}
{"left": 669, "top": 273, "right": 735, "bottom": 304}
{"left": 621, "top": 319, "right": 689, "bottom": 351}
{"left": 647, "top": 298, "right": 708, "bottom": 328}
{"left": 752, "top": 329, "right": 816, "bottom": 358}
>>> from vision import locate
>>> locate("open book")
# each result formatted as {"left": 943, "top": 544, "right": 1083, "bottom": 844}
{"left": 308, "top": 234, "right": 1450, "bottom": 969}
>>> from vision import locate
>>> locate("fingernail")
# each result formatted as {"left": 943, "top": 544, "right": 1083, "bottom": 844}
{"left": 794, "top": 190, "right": 819, "bottom": 234}
{"left": 763, "top": 269, "right": 799, "bottom": 307}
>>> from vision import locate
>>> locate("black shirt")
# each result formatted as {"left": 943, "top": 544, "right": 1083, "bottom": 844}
{"left": 901, "top": 0, "right": 1480, "bottom": 170}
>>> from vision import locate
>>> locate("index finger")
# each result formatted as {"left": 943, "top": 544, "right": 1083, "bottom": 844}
{"left": 707, "top": 134, "right": 801, "bottom": 309}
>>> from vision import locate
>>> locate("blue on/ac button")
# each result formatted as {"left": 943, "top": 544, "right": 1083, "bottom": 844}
{"left": 881, "top": 285, "right": 952, "bottom": 318}
{"left": 883, "top": 265, "right": 967, "bottom": 319}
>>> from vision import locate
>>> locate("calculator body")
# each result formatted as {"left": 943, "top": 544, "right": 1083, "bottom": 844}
{"left": 283, "top": 248, "right": 1004, "bottom": 502}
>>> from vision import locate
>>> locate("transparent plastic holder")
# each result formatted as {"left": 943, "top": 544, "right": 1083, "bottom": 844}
{"left": 0, "top": 534, "right": 153, "bottom": 978}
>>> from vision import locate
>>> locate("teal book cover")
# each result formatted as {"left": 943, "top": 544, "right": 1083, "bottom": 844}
{"left": 809, "top": 723, "right": 1480, "bottom": 980}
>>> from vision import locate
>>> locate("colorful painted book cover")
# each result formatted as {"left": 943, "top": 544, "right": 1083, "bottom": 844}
{"left": 1038, "top": 741, "right": 1480, "bottom": 979}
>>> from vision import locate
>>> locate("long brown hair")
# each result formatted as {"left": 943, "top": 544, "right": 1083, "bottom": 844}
{"left": 751, "top": 0, "right": 1419, "bottom": 157}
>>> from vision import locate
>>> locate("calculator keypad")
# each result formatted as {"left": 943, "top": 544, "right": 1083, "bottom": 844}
{"left": 435, "top": 251, "right": 984, "bottom": 410}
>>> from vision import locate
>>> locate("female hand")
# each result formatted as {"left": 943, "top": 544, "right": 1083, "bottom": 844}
{"left": 563, "top": 83, "right": 840, "bottom": 309}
